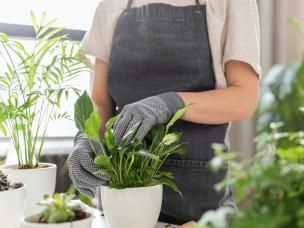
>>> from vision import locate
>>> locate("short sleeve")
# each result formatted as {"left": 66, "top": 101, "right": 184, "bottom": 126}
{"left": 222, "top": 0, "right": 262, "bottom": 79}
{"left": 81, "top": 2, "right": 110, "bottom": 63}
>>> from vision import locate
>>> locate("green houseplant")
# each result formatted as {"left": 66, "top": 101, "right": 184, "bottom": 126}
{"left": 22, "top": 193, "right": 93, "bottom": 228}
{"left": 196, "top": 122, "right": 304, "bottom": 228}
{"left": 73, "top": 91, "right": 187, "bottom": 228}
{"left": 0, "top": 12, "right": 87, "bottom": 215}
{"left": 0, "top": 170, "right": 26, "bottom": 228}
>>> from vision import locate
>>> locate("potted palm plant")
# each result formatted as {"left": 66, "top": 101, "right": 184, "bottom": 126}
{"left": 0, "top": 12, "right": 87, "bottom": 215}
{"left": 0, "top": 170, "right": 26, "bottom": 228}
{"left": 22, "top": 193, "right": 93, "bottom": 228}
{"left": 73, "top": 92, "right": 187, "bottom": 228}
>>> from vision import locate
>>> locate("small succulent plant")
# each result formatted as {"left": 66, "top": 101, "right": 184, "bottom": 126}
{"left": 0, "top": 170, "right": 10, "bottom": 191}
{"left": 38, "top": 193, "right": 88, "bottom": 224}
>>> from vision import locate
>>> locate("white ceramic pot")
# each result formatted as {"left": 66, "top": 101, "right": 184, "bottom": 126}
{"left": 21, "top": 213, "right": 93, "bottom": 228}
{"left": 1, "top": 163, "right": 56, "bottom": 216}
{"left": 0, "top": 185, "right": 26, "bottom": 228}
{"left": 101, "top": 184, "right": 163, "bottom": 228}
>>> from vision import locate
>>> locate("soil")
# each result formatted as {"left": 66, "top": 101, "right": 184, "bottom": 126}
{"left": 9, "top": 182, "right": 23, "bottom": 190}
{"left": 18, "top": 163, "right": 50, "bottom": 169}
{"left": 38, "top": 210, "right": 88, "bottom": 223}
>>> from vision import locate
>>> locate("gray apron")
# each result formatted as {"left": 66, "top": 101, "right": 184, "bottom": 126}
{"left": 107, "top": 0, "right": 229, "bottom": 224}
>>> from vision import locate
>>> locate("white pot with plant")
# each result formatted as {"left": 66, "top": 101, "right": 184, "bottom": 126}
{"left": 0, "top": 12, "right": 87, "bottom": 215}
{"left": 0, "top": 170, "right": 26, "bottom": 228}
{"left": 21, "top": 193, "right": 93, "bottom": 228}
{"left": 73, "top": 92, "right": 188, "bottom": 228}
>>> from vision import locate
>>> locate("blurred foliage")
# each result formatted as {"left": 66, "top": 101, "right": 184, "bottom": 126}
{"left": 67, "top": 185, "right": 95, "bottom": 208}
{"left": 196, "top": 123, "right": 304, "bottom": 228}
{"left": 256, "top": 62, "right": 304, "bottom": 134}
{"left": 257, "top": 17, "right": 304, "bottom": 136}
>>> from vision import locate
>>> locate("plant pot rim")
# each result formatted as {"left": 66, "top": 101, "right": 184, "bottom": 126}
{"left": 0, "top": 183, "right": 26, "bottom": 194}
{"left": 101, "top": 184, "right": 163, "bottom": 191}
{"left": 22, "top": 212, "right": 93, "bottom": 226}
{"left": 1, "top": 163, "right": 56, "bottom": 170}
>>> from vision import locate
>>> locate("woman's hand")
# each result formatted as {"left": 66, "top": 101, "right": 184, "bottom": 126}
{"left": 113, "top": 92, "right": 184, "bottom": 145}
{"left": 68, "top": 131, "right": 111, "bottom": 198}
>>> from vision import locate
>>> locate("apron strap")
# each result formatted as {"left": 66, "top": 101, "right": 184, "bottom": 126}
{"left": 126, "top": 0, "right": 134, "bottom": 9}
{"left": 127, "top": 0, "right": 200, "bottom": 10}
{"left": 195, "top": 0, "right": 201, "bottom": 8}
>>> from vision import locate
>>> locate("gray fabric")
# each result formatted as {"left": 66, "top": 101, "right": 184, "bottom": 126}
{"left": 107, "top": 1, "right": 229, "bottom": 224}
{"left": 68, "top": 132, "right": 110, "bottom": 197}
{"left": 113, "top": 92, "right": 184, "bottom": 145}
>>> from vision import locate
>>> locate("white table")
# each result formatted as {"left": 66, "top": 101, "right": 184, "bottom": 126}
{"left": 91, "top": 209, "right": 179, "bottom": 228}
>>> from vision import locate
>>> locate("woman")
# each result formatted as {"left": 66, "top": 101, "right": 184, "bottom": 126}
{"left": 68, "top": 0, "right": 261, "bottom": 225}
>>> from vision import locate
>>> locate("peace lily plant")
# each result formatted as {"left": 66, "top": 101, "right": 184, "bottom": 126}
{"left": 74, "top": 91, "right": 188, "bottom": 228}
{"left": 0, "top": 12, "right": 87, "bottom": 215}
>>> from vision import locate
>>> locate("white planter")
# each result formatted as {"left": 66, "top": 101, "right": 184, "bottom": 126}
{"left": 1, "top": 163, "right": 56, "bottom": 216}
{"left": 21, "top": 213, "right": 93, "bottom": 228}
{"left": 0, "top": 185, "right": 26, "bottom": 228}
{"left": 101, "top": 185, "right": 163, "bottom": 228}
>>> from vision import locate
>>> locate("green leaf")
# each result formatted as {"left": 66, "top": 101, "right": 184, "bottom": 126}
{"left": 37, "top": 19, "right": 60, "bottom": 38}
{"left": 161, "top": 132, "right": 180, "bottom": 145}
{"left": 0, "top": 33, "right": 8, "bottom": 42}
{"left": 0, "top": 122, "right": 7, "bottom": 136}
{"left": 277, "top": 147, "right": 304, "bottom": 161}
{"left": 74, "top": 91, "right": 94, "bottom": 131}
{"left": 109, "top": 183, "right": 125, "bottom": 189}
{"left": 104, "top": 129, "right": 116, "bottom": 151}
{"left": 13, "top": 123, "right": 26, "bottom": 131}
{"left": 166, "top": 104, "right": 191, "bottom": 133}
{"left": 30, "top": 11, "right": 38, "bottom": 33}
{"left": 94, "top": 155, "right": 112, "bottom": 168}
{"left": 106, "top": 115, "right": 118, "bottom": 130}
{"left": 137, "top": 149, "right": 160, "bottom": 161}
{"left": 148, "top": 125, "right": 166, "bottom": 149}
{"left": 120, "top": 122, "right": 140, "bottom": 145}
{"left": 79, "top": 194, "right": 93, "bottom": 207}
{"left": 84, "top": 110, "right": 101, "bottom": 141}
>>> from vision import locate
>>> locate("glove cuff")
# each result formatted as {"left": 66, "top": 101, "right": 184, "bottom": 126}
{"left": 158, "top": 91, "right": 185, "bottom": 114}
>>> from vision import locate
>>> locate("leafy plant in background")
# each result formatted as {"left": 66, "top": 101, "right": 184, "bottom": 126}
{"left": 0, "top": 12, "right": 87, "bottom": 168}
{"left": 74, "top": 91, "right": 187, "bottom": 194}
{"left": 257, "top": 17, "right": 304, "bottom": 136}
{"left": 38, "top": 193, "right": 88, "bottom": 223}
{"left": 196, "top": 122, "right": 304, "bottom": 228}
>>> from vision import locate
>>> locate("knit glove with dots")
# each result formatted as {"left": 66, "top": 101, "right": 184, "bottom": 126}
{"left": 68, "top": 131, "right": 111, "bottom": 198}
{"left": 113, "top": 92, "right": 185, "bottom": 145}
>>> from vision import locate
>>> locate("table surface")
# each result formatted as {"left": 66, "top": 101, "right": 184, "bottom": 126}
{"left": 92, "top": 209, "right": 179, "bottom": 228}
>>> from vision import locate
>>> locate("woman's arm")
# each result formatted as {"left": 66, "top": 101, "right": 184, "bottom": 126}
{"left": 91, "top": 58, "right": 114, "bottom": 135}
{"left": 178, "top": 60, "right": 260, "bottom": 124}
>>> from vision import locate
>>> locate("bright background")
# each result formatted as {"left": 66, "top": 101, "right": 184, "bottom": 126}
{"left": 0, "top": 0, "right": 303, "bottom": 157}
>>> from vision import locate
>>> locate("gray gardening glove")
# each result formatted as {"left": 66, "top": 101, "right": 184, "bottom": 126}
{"left": 113, "top": 91, "right": 184, "bottom": 145}
{"left": 68, "top": 131, "right": 111, "bottom": 198}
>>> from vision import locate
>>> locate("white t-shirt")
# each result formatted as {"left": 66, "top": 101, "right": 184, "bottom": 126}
{"left": 81, "top": 0, "right": 261, "bottom": 89}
